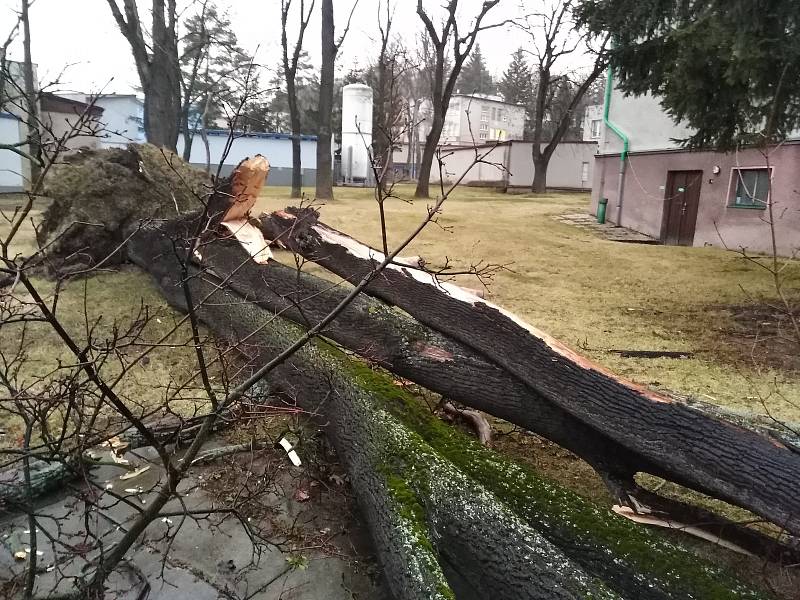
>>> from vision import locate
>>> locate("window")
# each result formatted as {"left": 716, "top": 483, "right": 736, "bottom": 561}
{"left": 479, "top": 131, "right": 487, "bottom": 140}
{"left": 730, "top": 167, "right": 771, "bottom": 208}
{"left": 479, "top": 122, "right": 488, "bottom": 132}
{"left": 491, "top": 107, "right": 497, "bottom": 120}
{"left": 590, "top": 119, "right": 602, "bottom": 139}
{"left": 581, "top": 161, "right": 590, "bottom": 183}
{"left": 480, "top": 107, "right": 489, "bottom": 122}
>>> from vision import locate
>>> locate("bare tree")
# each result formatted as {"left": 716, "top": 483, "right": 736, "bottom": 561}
{"left": 315, "top": 0, "right": 358, "bottom": 200}
{"left": 281, "top": 0, "right": 315, "bottom": 198}
{"left": 515, "top": 0, "right": 609, "bottom": 192}
{"left": 106, "top": 0, "right": 181, "bottom": 151}
{"left": 413, "top": 0, "right": 503, "bottom": 198}
{"left": 20, "top": 0, "right": 40, "bottom": 183}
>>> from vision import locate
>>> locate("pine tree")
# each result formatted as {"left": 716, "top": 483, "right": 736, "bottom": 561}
{"left": 498, "top": 48, "right": 534, "bottom": 106}
{"left": 456, "top": 44, "right": 495, "bottom": 95}
{"left": 577, "top": 0, "right": 800, "bottom": 149}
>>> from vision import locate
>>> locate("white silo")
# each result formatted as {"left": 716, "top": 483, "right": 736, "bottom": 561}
{"left": 341, "top": 83, "right": 373, "bottom": 183}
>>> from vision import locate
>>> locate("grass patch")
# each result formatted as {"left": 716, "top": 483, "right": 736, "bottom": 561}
{"left": 262, "top": 184, "right": 800, "bottom": 423}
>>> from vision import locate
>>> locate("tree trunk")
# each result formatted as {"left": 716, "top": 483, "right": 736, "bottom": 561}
{"left": 130, "top": 220, "right": 648, "bottom": 482}
{"left": 288, "top": 78, "right": 303, "bottom": 197}
{"left": 414, "top": 114, "right": 443, "bottom": 198}
{"left": 21, "top": 0, "right": 40, "bottom": 184}
{"left": 120, "top": 216, "right": 798, "bottom": 562}
{"left": 531, "top": 152, "right": 548, "bottom": 193}
{"left": 316, "top": 0, "right": 336, "bottom": 200}
{"left": 260, "top": 207, "right": 800, "bottom": 538}
{"left": 126, "top": 233, "right": 768, "bottom": 600}
{"left": 134, "top": 236, "right": 769, "bottom": 599}
{"left": 145, "top": 0, "right": 180, "bottom": 151}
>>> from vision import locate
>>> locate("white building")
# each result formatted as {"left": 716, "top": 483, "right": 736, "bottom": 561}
{"left": 62, "top": 94, "right": 145, "bottom": 147}
{"left": 178, "top": 130, "right": 318, "bottom": 186}
{"left": 583, "top": 105, "right": 603, "bottom": 142}
{"left": 442, "top": 93, "right": 525, "bottom": 144}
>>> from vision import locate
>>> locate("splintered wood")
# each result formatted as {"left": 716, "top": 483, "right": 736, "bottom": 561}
{"left": 221, "top": 155, "right": 273, "bottom": 263}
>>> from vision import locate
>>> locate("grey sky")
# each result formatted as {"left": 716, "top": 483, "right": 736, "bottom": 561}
{"left": 1, "top": 0, "right": 590, "bottom": 96}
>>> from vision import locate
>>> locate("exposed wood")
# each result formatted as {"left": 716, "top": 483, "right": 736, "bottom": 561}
{"left": 136, "top": 245, "right": 771, "bottom": 599}
{"left": 127, "top": 216, "right": 798, "bottom": 564}
{"left": 442, "top": 402, "right": 492, "bottom": 446}
{"left": 608, "top": 349, "right": 694, "bottom": 359}
{"left": 260, "top": 206, "right": 800, "bottom": 538}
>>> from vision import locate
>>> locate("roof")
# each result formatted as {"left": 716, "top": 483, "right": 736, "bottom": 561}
{"left": 0, "top": 111, "right": 21, "bottom": 120}
{"left": 205, "top": 129, "right": 318, "bottom": 142}
{"left": 451, "top": 93, "right": 524, "bottom": 107}
{"left": 40, "top": 92, "right": 104, "bottom": 117}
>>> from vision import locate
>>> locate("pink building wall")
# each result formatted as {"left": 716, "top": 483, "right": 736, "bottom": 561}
{"left": 591, "top": 143, "right": 800, "bottom": 256}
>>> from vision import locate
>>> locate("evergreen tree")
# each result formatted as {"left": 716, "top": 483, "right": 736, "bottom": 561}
{"left": 498, "top": 48, "right": 534, "bottom": 106}
{"left": 456, "top": 44, "right": 495, "bottom": 95}
{"left": 578, "top": 0, "right": 800, "bottom": 149}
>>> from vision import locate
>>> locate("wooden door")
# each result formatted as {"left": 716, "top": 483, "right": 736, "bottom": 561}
{"left": 662, "top": 170, "right": 702, "bottom": 246}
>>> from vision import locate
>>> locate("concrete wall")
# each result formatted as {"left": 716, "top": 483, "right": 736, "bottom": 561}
{"left": 591, "top": 144, "right": 800, "bottom": 256}
{"left": 426, "top": 141, "right": 596, "bottom": 190}
{"left": 429, "top": 144, "right": 509, "bottom": 184}
{"left": 41, "top": 109, "right": 103, "bottom": 151}
{"left": 0, "top": 114, "right": 25, "bottom": 191}
{"left": 177, "top": 131, "right": 317, "bottom": 185}
{"left": 602, "top": 88, "right": 695, "bottom": 155}
{"left": 508, "top": 141, "right": 596, "bottom": 189}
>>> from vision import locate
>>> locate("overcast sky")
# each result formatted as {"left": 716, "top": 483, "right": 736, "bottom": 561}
{"left": 1, "top": 0, "right": 590, "bottom": 96}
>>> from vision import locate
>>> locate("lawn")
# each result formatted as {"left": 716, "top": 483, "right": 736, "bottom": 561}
{"left": 4, "top": 185, "right": 798, "bottom": 428}
{"left": 263, "top": 184, "right": 800, "bottom": 423}
{"left": 3, "top": 184, "right": 799, "bottom": 595}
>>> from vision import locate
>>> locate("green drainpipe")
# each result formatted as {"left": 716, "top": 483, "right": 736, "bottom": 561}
{"left": 603, "top": 63, "right": 629, "bottom": 226}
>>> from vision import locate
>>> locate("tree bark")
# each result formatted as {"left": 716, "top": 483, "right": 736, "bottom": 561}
{"left": 260, "top": 207, "right": 800, "bottom": 538}
{"left": 129, "top": 218, "right": 649, "bottom": 484}
{"left": 106, "top": 0, "right": 181, "bottom": 151}
{"left": 281, "top": 0, "right": 314, "bottom": 199}
{"left": 135, "top": 238, "right": 769, "bottom": 599}
{"left": 21, "top": 0, "right": 41, "bottom": 184}
{"left": 316, "top": 0, "right": 336, "bottom": 200}
{"left": 531, "top": 152, "right": 548, "bottom": 193}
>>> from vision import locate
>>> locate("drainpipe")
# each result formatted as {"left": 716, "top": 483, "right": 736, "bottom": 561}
{"left": 603, "top": 63, "right": 629, "bottom": 226}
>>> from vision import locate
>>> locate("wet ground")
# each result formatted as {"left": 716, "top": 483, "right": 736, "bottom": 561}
{"left": 0, "top": 438, "right": 389, "bottom": 599}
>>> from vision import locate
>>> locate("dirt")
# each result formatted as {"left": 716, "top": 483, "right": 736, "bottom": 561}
{"left": 711, "top": 301, "right": 800, "bottom": 373}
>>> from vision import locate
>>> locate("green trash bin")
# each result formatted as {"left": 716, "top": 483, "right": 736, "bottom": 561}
{"left": 597, "top": 197, "right": 608, "bottom": 224}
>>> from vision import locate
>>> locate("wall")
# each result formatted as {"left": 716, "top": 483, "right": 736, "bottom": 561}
{"left": 95, "top": 96, "right": 145, "bottom": 147}
{"left": 62, "top": 95, "right": 145, "bottom": 147}
{"left": 591, "top": 144, "right": 800, "bottom": 256}
{"left": 177, "top": 131, "right": 318, "bottom": 185}
{"left": 426, "top": 141, "right": 596, "bottom": 190}
{"left": 602, "top": 88, "right": 695, "bottom": 155}
{"left": 508, "top": 141, "right": 596, "bottom": 189}
{"left": 0, "top": 114, "right": 24, "bottom": 191}
{"left": 428, "top": 144, "right": 509, "bottom": 185}
{"left": 41, "top": 109, "right": 103, "bottom": 151}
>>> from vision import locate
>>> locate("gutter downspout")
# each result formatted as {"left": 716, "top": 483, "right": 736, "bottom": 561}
{"left": 603, "top": 63, "right": 629, "bottom": 226}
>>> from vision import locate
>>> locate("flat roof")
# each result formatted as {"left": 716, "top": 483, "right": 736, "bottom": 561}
{"left": 205, "top": 129, "right": 318, "bottom": 142}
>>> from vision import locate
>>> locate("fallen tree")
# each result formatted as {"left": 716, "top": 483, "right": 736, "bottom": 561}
{"left": 3, "top": 146, "right": 790, "bottom": 597}
{"left": 260, "top": 207, "right": 800, "bottom": 539}
{"left": 139, "top": 243, "right": 769, "bottom": 599}
{"left": 128, "top": 216, "right": 797, "bottom": 561}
